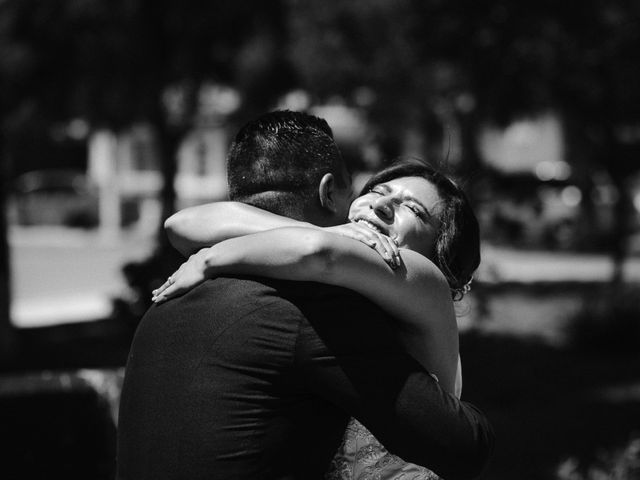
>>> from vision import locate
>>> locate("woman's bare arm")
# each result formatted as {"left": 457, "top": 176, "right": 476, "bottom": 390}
{"left": 160, "top": 227, "right": 459, "bottom": 393}
{"left": 165, "top": 201, "right": 401, "bottom": 267}
{"left": 164, "top": 202, "right": 315, "bottom": 256}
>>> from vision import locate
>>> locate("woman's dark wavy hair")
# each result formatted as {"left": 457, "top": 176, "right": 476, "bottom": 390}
{"left": 361, "top": 157, "right": 480, "bottom": 300}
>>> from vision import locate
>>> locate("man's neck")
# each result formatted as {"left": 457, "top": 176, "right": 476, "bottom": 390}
{"left": 302, "top": 209, "right": 344, "bottom": 228}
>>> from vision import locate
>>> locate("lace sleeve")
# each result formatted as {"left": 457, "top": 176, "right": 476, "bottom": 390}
{"left": 326, "top": 418, "right": 441, "bottom": 480}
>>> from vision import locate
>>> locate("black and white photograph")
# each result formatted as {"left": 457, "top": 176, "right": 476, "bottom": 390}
{"left": 1, "top": 1, "right": 639, "bottom": 479}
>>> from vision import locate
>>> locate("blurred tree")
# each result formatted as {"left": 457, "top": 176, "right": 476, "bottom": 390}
{"left": 287, "top": 0, "right": 640, "bottom": 279}
{"left": 0, "top": 134, "right": 14, "bottom": 366}
{"left": 0, "top": 0, "right": 295, "bottom": 352}
{"left": 0, "top": 0, "right": 36, "bottom": 365}
{"left": 61, "top": 0, "right": 293, "bottom": 243}
{"left": 287, "top": 0, "right": 475, "bottom": 166}
{"left": 456, "top": 0, "right": 640, "bottom": 281}
{"left": 1, "top": 0, "right": 638, "bottom": 351}
{"left": 94, "top": 0, "right": 295, "bottom": 315}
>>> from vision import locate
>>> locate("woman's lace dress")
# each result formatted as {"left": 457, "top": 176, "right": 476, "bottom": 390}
{"left": 326, "top": 359, "right": 462, "bottom": 480}
{"left": 325, "top": 418, "right": 440, "bottom": 480}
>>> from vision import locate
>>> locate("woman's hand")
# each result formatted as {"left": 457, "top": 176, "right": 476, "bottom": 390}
{"left": 151, "top": 248, "right": 210, "bottom": 303}
{"left": 324, "top": 223, "right": 401, "bottom": 269}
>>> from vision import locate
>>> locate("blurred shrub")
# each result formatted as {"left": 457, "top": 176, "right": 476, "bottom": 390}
{"left": 112, "top": 246, "right": 184, "bottom": 327}
{"left": 1, "top": 379, "right": 117, "bottom": 479}
{"left": 566, "top": 284, "right": 640, "bottom": 353}
{"left": 556, "top": 436, "right": 640, "bottom": 480}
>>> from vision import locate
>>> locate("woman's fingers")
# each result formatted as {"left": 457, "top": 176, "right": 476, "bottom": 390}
{"left": 152, "top": 250, "right": 210, "bottom": 303}
{"left": 152, "top": 275, "right": 187, "bottom": 303}
{"left": 152, "top": 263, "right": 186, "bottom": 302}
{"left": 152, "top": 276, "right": 173, "bottom": 299}
{"left": 347, "top": 224, "right": 400, "bottom": 269}
{"left": 350, "top": 225, "right": 398, "bottom": 269}
{"left": 372, "top": 233, "right": 400, "bottom": 269}
{"left": 325, "top": 224, "right": 378, "bottom": 248}
{"left": 152, "top": 274, "right": 178, "bottom": 302}
{"left": 388, "top": 236, "right": 401, "bottom": 268}
{"left": 324, "top": 223, "right": 400, "bottom": 269}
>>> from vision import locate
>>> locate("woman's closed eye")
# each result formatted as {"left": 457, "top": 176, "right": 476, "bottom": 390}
{"left": 405, "top": 203, "right": 426, "bottom": 219}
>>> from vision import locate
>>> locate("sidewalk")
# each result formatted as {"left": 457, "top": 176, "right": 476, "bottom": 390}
{"left": 7, "top": 226, "right": 640, "bottom": 328}
{"left": 9, "top": 226, "right": 155, "bottom": 328}
{"left": 477, "top": 244, "right": 640, "bottom": 284}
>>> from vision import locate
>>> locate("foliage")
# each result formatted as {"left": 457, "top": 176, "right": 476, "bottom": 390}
{"left": 556, "top": 436, "right": 640, "bottom": 480}
{"left": 287, "top": 0, "right": 640, "bottom": 166}
{"left": 112, "top": 247, "right": 184, "bottom": 327}
{"left": 287, "top": 0, "right": 640, "bottom": 124}
{"left": 565, "top": 284, "right": 640, "bottom": 353}
{"left": 0, "top": 0, "right": 296, "bottom": 357}
{"left": 286, "top": 0, "right": 640, "bottom": 277}
{"left": 3, "top": 0, "right": 639, "bottom": 174}
{"left": 0, "top": 0, "right": 292, "bottom": 127}
{"left": 287, "top": 0, "right": 474, "bottom": 160}
{"left": 1, "top": 0, "right": 640, "bottom": 338}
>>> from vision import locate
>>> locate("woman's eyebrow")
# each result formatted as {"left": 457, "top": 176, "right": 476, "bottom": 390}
{"left": 375, "top": 183, "right": 392, "bottom": 192}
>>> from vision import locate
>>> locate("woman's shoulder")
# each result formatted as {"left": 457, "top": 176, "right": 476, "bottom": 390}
{"left": 397, "top": 249, "right": 451, "bottom": 302}
{"left": 400, "top": 249, "right": 446, "bottom": 279}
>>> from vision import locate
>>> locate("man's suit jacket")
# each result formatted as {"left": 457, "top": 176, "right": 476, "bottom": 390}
{"left": 116, "top": 276, "right": 493, "bottom": 480}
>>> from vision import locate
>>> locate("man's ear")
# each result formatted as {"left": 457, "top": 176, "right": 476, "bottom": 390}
{"left": 318, "top": 173, "right": 338, "bottom": 213}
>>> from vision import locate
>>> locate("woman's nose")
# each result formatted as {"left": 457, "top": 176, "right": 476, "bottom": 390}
{"left": 371, "top": 197, "right": 394, "bottom": 221}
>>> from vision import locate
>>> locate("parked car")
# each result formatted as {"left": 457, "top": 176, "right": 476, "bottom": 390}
{"left": 11, "top": 169, "right": 99, "bottom": 228}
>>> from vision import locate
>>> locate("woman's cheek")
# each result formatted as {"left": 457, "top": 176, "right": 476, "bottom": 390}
{"left": 348, "top": 200, "right": 365, "bottom": 218}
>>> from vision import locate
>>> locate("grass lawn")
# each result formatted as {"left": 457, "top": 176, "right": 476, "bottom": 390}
{"left": 460, "top": 330, "right": 640, "bottom": 479}
{"left": 2, "top": 283, "right": 639, "bottom": 479}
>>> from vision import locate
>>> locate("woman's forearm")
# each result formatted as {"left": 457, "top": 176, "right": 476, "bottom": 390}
{"left": 165, "top": 202, "right": 315, "bottom": 256}
{"left": 202, "top": 227, "right": 334, "bottom": 281}
{"left": 202, "top": 226, "right": 391, "bottom": 287}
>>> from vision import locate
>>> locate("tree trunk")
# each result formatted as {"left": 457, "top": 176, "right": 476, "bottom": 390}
{"left": 601, "top": 122, "right": 633, "bottom": 287}
{"left": 151, "top": 84, "right": 199, "bottom": 254}
{"left": 0, "top": 138, "right": 16, "bottom": 367}
{"left": 609, "top": 171, "right": 631, "bottom": 286}
{"left": 155, "top": 121, "right": 180, "bottom": 253}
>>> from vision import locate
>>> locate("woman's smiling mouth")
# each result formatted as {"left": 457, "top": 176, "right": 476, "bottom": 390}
{"left": 353, "top": 218, "right": 385, "bottom": 234}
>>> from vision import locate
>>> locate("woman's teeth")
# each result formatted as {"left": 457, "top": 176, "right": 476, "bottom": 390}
{"left": 356, "top": 219, "right": 383, "bottom": 234}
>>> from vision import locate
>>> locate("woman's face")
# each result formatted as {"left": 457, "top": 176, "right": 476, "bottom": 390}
{"left": 348, "top": 176, "right": 443, "bottom": 258}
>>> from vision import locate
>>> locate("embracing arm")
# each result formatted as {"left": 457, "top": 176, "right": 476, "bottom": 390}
{"left": 164, "top": 202, "right": 315, "bottom": 257}
{"left": 308, "top": 350, "right": 493, "bottom": 479}
{"left": 296, "top": 295, "right": 492, "bottom": 479}
{"left": 201, "top": 226, "right": 459, "bottom": 393}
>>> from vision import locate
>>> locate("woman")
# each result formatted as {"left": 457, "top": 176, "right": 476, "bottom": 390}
{"left": 152, "top": 157, "right": 480, "bottom": 478}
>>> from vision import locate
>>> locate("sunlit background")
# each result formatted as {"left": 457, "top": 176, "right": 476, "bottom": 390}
{"left": 0, "top": 1, "right": 639, "bottom": 479}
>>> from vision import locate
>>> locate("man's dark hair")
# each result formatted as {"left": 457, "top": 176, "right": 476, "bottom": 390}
{"left": 227, "top": 110, "right": 345, "bottom": 219}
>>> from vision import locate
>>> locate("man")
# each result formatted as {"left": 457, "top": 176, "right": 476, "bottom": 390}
{"left": 117, "top": 110, "right": 493, "bottom": 479}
